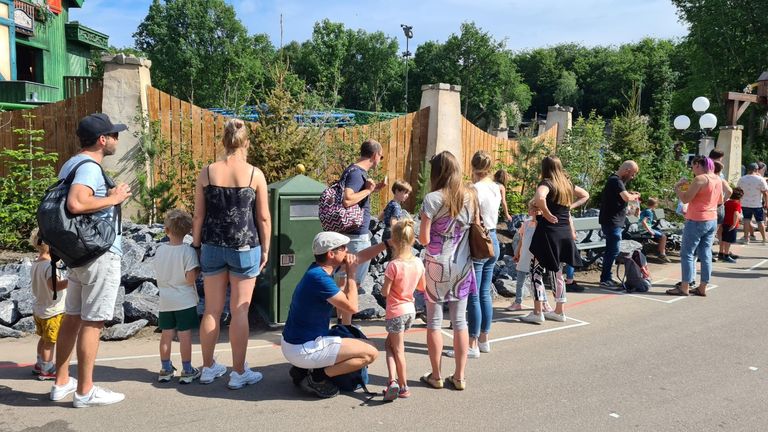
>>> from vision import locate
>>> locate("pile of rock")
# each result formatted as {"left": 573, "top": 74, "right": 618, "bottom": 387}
{"left": 0, "top": 218, "right": 524, "bottom": 341}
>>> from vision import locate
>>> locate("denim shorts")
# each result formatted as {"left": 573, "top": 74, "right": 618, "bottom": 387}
{"left": 200, "top": 244, "right": 262, "bottom": 278}
{"left": 743, "top": 207, "right": 765, "bottom": 223}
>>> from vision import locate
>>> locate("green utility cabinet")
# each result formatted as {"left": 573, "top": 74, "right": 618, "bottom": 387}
{"left": 255, "top": 174, "right": 327, "bottom": 323}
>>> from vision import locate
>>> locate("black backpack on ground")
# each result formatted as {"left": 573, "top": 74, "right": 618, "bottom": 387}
{"left": 36, "top": 159, "right": 121, "bottom": 298}
{"left": 616, "top": 249, "right": 651, "bottom": 293}
{"left": 327, "top": 324, "right": 374, "bottom": 394}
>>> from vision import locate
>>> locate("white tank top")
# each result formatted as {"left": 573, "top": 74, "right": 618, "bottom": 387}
{"left": 474, "top": 180, "right": 501, "bottom": 230}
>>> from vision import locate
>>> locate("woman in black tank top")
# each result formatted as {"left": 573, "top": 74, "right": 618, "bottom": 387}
{"left": 192, "top": 119, "right": 271, "bottom": 388}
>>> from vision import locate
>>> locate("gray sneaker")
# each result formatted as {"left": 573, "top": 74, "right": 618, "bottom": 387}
{"left": 599, "top": 280, "right": 621, "bottom": 290}
{"left": 179, "top": 367, "right": 201, "bottom": 384}
{"left": 157, "top": 367, "right": 176, "bottom": 383}
{"left": 520, "top": 312, "right": 544, "bottom": 324}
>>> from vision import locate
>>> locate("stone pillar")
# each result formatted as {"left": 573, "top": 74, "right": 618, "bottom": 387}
{"left": 100, "top": 54, "right": 153, "bottom": 217}
{"left": 545, "top": 105, "right": 573, "bottom": 145}
{"left": 491, "top": 110, "right": 508, "bottom": 139}
{"left": 419, "top": 83, "right": 463, "bottom": 162}
{"left": 717, "top": 125, "right": 743, "bottom": 183}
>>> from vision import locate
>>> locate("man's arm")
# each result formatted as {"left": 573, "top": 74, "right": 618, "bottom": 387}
{"left": 66, "top": 183, "right": 130, "bottom": 214}
{"left": 343, "top": 182, "right": 375, "bottom": 208}
{"left": 619, "top": 190, "right": 640, "bottom": 202}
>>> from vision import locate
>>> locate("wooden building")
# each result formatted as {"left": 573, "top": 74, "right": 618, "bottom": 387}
{"left": 0, "top": 0, "right": 107, "bottom": 107}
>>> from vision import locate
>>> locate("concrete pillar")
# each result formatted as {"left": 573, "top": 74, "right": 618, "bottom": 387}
{"left": 491, "top": 110, "right": 508, "bottom": 139}
{"left": 545, "top": 105, "right": 573, "bottom": 145}
{"left": 717, "top": 125, "right": 743, "bottom": 183}
{"left": 419, "top": 83, "right": 463, "bottom": 162}
{"left": 100, "top": 54, "right": 153, "bottom": 217}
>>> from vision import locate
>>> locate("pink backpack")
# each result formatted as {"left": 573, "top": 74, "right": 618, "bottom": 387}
{"left": 319, "top": 166, "right": 365, "bottom": 233}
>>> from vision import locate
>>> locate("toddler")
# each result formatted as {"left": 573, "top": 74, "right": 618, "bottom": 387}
{"left": 718, "top": 187, "right": 743, "bottom": 263}
{"left": 639, "top": 198, "right": 670, "bottom": 263}
{"left": 29, "top": 228, "right": 68, "bottom": 380}
{"left": 381, "top": 217, "right": 425, "bottom": 401}
{"left": 153, "top": 210, "right": 201, "bottom": 384}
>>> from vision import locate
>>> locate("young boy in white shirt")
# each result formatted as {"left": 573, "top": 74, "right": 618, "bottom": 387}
{"left": 153, "top": 210, "right": 201, "bottom": 383}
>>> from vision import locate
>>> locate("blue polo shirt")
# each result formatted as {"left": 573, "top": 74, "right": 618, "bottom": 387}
{"left": 282, "top": 263, "right": 341, "bottom": 344}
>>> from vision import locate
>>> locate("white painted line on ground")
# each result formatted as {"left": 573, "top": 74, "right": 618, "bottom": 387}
{"left": 749, "top": 259, "right": 768, "bottom": 271}
{"left": 487, "top": 317, "right": 589, "bottom": 344}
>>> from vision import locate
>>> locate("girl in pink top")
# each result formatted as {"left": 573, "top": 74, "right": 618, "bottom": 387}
{"left": 381, "top": 216, "right": 425, "bottom": 401}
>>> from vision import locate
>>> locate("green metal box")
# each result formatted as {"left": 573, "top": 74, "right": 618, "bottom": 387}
{"left": 255, "top": 174, "right": 327, "bottom": 323}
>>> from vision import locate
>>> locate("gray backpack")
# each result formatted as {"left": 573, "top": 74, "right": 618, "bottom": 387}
{"left": 616, "top": 250, "right": 651, "bottom": 293}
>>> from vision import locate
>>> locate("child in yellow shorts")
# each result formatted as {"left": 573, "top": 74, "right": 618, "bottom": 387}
{"left": 29, "top": 229, "right": 68, "bottom": 380}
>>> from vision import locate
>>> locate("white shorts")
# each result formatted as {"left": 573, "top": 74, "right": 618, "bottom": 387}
{"left": 65, "top": 252, "right": 121, "bottom": 322}
{"left": 281, "top": 336, "right": 343, "bottom": 369}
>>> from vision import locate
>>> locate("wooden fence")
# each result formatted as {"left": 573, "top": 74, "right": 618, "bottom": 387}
{"left": 0, "top": 82, "right": 103, "bottom": 178}
{"left": 145, "top": 86, "right": 430, "bottom": 212}
{"left": 460, "top": 117, "right": 558, "bottom": 174}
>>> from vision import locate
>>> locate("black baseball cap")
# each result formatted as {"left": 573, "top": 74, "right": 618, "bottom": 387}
{"left": 77, "top": 113, "right": 128, "bottom": 141}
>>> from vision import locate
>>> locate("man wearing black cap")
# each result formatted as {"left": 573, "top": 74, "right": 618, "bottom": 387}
{"left": 50, "top": 113, "right": 132, "bottom": 408}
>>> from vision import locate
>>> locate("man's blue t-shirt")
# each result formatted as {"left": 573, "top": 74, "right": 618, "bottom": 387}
{"left": 282, "top": 263, "right": 341, "bottom": 344}
{"left": 342, "top": 164, "right": 370, "bottom": 235}
{"left": 58, "top": 154, "right": 122, "bottom": 256}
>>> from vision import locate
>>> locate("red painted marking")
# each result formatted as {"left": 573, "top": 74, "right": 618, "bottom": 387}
{"left": 0, "top": 362, "right": 33, "bottom": 369}
{"left": 566, "top": 294, "right": 617, "bottom": 308}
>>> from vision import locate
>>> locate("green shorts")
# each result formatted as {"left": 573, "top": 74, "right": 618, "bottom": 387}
{"left": 158, "top": 306, "right": 199, "bottom": 331}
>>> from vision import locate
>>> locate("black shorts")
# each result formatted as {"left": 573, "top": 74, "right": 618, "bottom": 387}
{"left": 721, "top": 225, "right": 737, "bottom": 243}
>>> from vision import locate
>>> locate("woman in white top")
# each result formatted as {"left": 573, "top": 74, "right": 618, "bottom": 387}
{"left": 465, "top": 151, "right": 501, "bottom": 357}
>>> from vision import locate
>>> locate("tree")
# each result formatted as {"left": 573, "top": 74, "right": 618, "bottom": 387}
{"left": 553, "top": 70, "right": 580, "bottom": 108}
{"left": 412, "top": 22, "right": 531, "bottom": 128}
{"left": 557, "top": 111, "right": 609, "bottom": 203}
{"left": 306, "top": 20, "right": 350, "bottom": 107}
{"left": 133, "top": 0, "right": 272, "bottom": 108}
{"left": 341, "top": 30, "right": 403, "bottom": 112}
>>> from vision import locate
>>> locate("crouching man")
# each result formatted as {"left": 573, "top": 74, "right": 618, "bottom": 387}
{"left": 281, "top": 232, "right": 384, "bottom": 398}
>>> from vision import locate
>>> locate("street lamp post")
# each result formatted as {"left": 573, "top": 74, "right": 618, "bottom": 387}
{"left": 401, "top": 24, "right": 413, "bottom": 112}
{"left": 673, "top": 96, "right": 718, "bottom": 157}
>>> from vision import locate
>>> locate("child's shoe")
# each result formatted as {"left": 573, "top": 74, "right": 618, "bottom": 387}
{"left": 32, "top": 362, "right": 42, "bottom": 375}
{"left": 179, "top": 367, "right": 201, "bottom": 384}
{"left": 506, "top": 302, "right": 523, "bottom": 311}
{"left": 398, "top": 385, "right": 412, "bottom": 398}
{"left": 383, "top": 380, "right": 400, "bottom": 401}
{"left": 38, "top": 363, "right": 56, "bottom": 381}
{"left": 158, "top": 367, "right": 176, "bottom": 383}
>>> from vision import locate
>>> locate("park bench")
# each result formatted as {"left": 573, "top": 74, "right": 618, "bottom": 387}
{"left": 573, "top": 216, "right": 606, "bottom": 266}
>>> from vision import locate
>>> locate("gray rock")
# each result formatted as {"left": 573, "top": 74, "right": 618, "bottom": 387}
{"left": 10, "top": 287, "right": 34, "bottom": 317}
{"left": 0, "top": 300, "right": 19, "bottom": 326}
{"left": 121, "top": 238, "right": 147, "bottom": 281}
{"left": 0, "top": 324, "right": 23, "bottom": 338}
{"left": 131, "top": 232, "right": 154, "bottom": 244}
{"left": 0, "top": 274, "right": 19, "bottom": 299}
{"left": 14, "top": 258, "right": 32, "bottom": 290}
{"left": 352, "top": 293, "right": 385, "bottom": 320}
{"left": 123, "top": 292, "right": 159, "bottom": 325}
{"left": 494, "top": 278, "right": 516, "bottom": 298}
{"left": 12, "top": 316, "right": 36, "bottom": 333}
{"left": 359, "top": 274, "right": 375, "bottom": 294}
{"left": 135, "top": 281, "right": 159, "bottom": 296}
{"left": 101, "top": 319, "right": 148, "bottom": 341}
{"left": 123, "top": 258, "right": 156, "bottom": 289}
{"left": 105, "top": 286, "right": 125, "bottom": 327}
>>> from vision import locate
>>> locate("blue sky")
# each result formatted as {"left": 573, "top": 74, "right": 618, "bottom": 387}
{"left": 71, "top": 0, "right": 689, "bottom": 51}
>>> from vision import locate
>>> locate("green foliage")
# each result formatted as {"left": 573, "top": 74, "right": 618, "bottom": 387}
{"left": 0, "top": 115, "right": 58, "bottom": 250}
{"left": 134, "top": 0, "right": 273, "bottom": 108}
{"left": 412, "top": 22, "right": 531, "bottom": 128}
{"left": 249, "top": 63, "right": 325, "bottom": 184}
{"left": 413, "top": 160, "right": 431, "bottom": 215}
{"left": 496, "top": 133, "right": 550, "bottom": 203}
{"left": 557, "top": 111, "right": 610, "bottom": 205}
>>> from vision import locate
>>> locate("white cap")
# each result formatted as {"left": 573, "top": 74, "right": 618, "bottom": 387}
{"left": 312, "top": 232, "right": 350, "bottom": 255}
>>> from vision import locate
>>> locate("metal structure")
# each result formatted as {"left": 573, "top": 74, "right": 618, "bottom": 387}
{"left": 401, "top": 24, "right": 413, "bottom": 112}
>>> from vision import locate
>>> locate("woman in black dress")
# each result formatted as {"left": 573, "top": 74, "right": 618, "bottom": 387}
{"left": 521, "top": 156, "right": 588, "bottom": 324}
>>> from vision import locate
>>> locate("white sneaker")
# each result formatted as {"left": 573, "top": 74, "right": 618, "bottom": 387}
{"left": 478, "top": 342, "right": 491, "bottom": 353}
{"left": 72, "top": 386, "right": 125, "bottom": 408}
{"left": 443, "top": 348, "right": 480, "bottom": 359}
{"left": 50, "top": 377, "right": 78, "bottom": 401}
{"left": 228, "top": 363, "right": 263, "bottom": 389}
{"left": 199, "top": 361, "right": 227, "bottom": 384}
{"left": 520, "top": 312, "right": 544, "bottom": 324}
{"left": 599, "top": 280, "right": 621, "bottom": 290}
{"left": 543, "top": 311, "right": 566, "bottom": 322}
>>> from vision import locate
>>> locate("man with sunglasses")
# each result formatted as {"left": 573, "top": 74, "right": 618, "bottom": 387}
{"left": 50, "top": 113, "right": 132, "bottom": 408}
{"left": 340, "top": 139, "right": 388, "bottom": 285}
{"left": 281, "top": 232, "right": 386, "bottom": 398}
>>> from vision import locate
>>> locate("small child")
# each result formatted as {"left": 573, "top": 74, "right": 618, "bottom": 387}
{"left": 508, "top": 208, "right": 536, "bottom": 311}
{"left": 639, "top": 198, "right": 670, "bottom": 263}
{"left": 152, "top": 209, "right": 201, "bottom": 384}
{"left": 380, "top": 180, "right": 412, "bottom": 242}
{"left": 719, "top": 187, "right": 743, "bottom": 263}
{"left": 29, "top": 229, "right": 68, "bottom": 380}
{"left": 381, "top": 217, "right": 425, "bottom": 401}
{"left": 494, "top": 170, "right": 513, "bottom": 225}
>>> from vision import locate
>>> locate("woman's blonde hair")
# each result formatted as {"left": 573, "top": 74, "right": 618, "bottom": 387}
{"left": 540, "top": 156, "right": 573, "bottom": 207}
{"left": 223, "top": 119, "right": 249, "bottom": 154}
{"left": 391, "top": 216, "right": 416, "bottom": 257}
{"left": 429, "top": 151, "right": 467, "bottom": 218}
{"left": 471, "top": 150, "right": 492, "bottom": 179}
